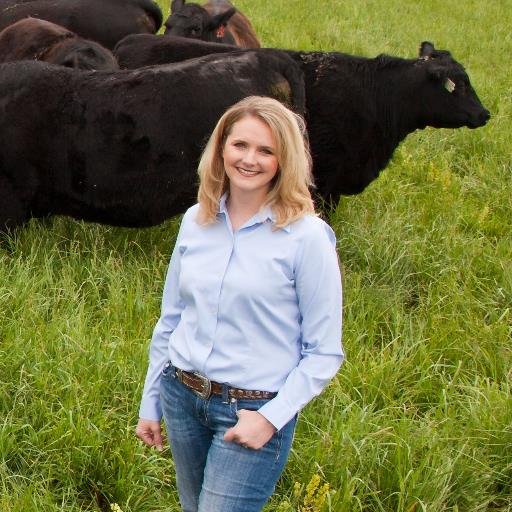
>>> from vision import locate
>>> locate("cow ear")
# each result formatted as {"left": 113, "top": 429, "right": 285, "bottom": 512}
{"left": 419, "top": 41, "right": 435, "bottom": 59}
{"left": 171, "top": 0, "right": 185, "bottom": 12}
{"left": 209, "top": 7, "right": 236, "bottom": 29}
{"left": 419, "top": 41, "right": 453, "bottom": 61}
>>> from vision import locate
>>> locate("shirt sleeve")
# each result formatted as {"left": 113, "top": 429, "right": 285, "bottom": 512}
{"left": 257, "top": 219, "right": 344, "bottom": 430}
{"left": 138, "top": 213, "right": 189, "bottom": 421}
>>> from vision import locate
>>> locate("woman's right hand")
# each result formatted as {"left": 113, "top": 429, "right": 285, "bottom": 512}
{"left": 136, "top": 418, "right": 164, "bottom": 451}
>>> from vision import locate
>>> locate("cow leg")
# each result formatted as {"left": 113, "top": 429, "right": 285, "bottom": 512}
{"left": 0, "top": 175, "right": 30, "bottom": 232}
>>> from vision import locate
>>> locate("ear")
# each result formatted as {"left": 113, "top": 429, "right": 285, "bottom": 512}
{"left": 209, "top": 7, "right": 236, "bottom": 30}
{"left": 419, "top": 41, "right": 435, "bottom": 59}
{"left": 171, "top": 0, "right": 185, "bottom": 13}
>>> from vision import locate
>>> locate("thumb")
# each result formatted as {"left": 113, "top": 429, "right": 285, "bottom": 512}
{"left": 224, "top": 426, "right": 238, "bottom": 443}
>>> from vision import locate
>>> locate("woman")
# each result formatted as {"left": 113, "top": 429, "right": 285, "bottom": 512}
{"left": 136, "top": 96, "right": 343, "bottom": 512}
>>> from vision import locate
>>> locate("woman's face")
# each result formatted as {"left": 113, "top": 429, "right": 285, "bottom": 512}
{"left": 222, "top": 115, "right": 279, "bottom": 200}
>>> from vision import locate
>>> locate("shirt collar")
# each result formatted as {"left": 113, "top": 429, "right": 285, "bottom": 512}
{"left": 219, "top": 193, "right": 229, "bottom": 216}
{"left": 218, "top": 193, "right": 290, "bottom": 233}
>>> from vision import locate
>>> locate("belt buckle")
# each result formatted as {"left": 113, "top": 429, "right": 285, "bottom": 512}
{"left": 192, "top": 372, "right": 212, "bottom": 399}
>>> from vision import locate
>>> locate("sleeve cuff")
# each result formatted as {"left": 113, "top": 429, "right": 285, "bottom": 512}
{"left": 257, "top": 394, "right": 298, "bottom": 431}
{"left": 138, "top": 395, "right": 162, "bottom": 422}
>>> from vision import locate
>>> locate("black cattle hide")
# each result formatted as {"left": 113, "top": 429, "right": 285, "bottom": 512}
{"left": 0, "top": 0, "right": 162, "bottom": 49}
{"left": 43, "top": 38, "right": 119, "bottom": 70}
{"left": 112, "top": 39, "right": 490, "bottom": 202}
{"left": 114, "top": 34, "right": 236, "bottom": 69}
{"left": 0, "top": 51, "right": 304, "bottom": 231}
{"left": 289, "top": 43, "right": 490, "bottom": 199}
{"left": 0, "top": 18, "right": 118, "bottom": 70}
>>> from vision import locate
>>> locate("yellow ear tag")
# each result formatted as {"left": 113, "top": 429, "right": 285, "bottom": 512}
{"left": 445, "top": 78, "right": 455, "bottom": 93}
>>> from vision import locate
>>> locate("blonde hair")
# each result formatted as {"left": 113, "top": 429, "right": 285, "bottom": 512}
{"left": 197, "top": 96, "right": 315, "bottom": 228}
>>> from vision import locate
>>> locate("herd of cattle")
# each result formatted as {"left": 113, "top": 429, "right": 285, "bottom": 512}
{"left": 0, "top": 0, "right": 490, "bottom": 231}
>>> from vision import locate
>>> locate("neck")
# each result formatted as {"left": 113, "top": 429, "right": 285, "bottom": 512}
{"left": 227, "top": 188, "right": 269, "bottom": 230}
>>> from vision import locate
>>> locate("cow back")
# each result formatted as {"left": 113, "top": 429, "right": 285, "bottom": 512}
{"left": 0, "top": 0, "right": 163, "bottom": 49}
{"left": 114, "top": 34, "right": 237, "bottom": 69}
{"left": 43, "top": 38, "right": 119, "bottom": 70}
{"left": 0, "top": 18, "right": 74, "bottom": 62}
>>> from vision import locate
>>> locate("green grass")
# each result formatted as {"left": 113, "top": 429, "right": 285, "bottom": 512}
{"left": 1, "top": 0, "right": 511, "bottom": 510}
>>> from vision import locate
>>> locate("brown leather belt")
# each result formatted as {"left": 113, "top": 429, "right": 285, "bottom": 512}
{"left": 175, "top": 367, "right": 277, "bottom": 400}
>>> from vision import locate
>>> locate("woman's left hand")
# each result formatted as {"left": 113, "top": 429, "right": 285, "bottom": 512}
{"left": 224, "top": 409, "right": 277, "bottom": 450}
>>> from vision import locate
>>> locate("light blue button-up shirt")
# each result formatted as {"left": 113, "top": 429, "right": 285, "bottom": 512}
{"left": 139, "top": 195, "right": 343, "bottom": 430}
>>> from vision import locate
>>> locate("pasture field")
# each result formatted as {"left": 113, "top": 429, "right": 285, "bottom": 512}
{"left": 1, "top": 0, "right": 511, "bottom": 510}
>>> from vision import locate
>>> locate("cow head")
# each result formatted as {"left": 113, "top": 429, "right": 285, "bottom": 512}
{"left": 164, "top": 0, "right": 236, "bottom": 44}
{"left": 416, "top": 41, "right": 490, "bottom": 129}
{"left": 44, "top": 39, "right": 119, "bottom": 71}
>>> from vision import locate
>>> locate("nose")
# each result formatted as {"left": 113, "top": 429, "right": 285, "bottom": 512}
{"left": 479, "top": 108, "right": 491, "bottom": 125}
{"left": 241, "top": 148, "right": 257, "bottom": 165}
{"left": 469, "top": 107, "right": 491, "bottom": 129}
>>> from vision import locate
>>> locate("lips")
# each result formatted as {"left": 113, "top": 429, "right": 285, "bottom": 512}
{"left": 237, "top": 167, "right": 261, "bottom": 177}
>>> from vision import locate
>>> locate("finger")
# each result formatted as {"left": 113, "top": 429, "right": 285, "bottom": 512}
{"left": 152, "top": 428, "right": 164, "bottom": 451}
{"left": 224, "top": 427, "right": 236, "bottom": 442}
{"left": 137, "top": 427, "right": 161, "bottom": 449}
{"left": 137, "top": 429, "right": 154, "bottom": 446}
{"left": 225, "top": 433, "right": 249, "bottom": 448}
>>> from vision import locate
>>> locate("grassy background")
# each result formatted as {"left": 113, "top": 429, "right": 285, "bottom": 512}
{"left": 1, "top": 0, "right": 511, "bottom": 510}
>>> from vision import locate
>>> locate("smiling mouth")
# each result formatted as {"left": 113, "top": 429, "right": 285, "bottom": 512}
{"left": 237, "top": 168, "right": 261, "bottom": 177}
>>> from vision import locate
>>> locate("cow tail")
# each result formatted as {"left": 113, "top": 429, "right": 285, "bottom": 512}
{"left": 282, "top": 54, "right": 306, "bottom": 117}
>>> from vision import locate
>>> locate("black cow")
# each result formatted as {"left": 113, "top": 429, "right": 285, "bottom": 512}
{"left": 164, "top": 0, "right": 260, "bottom": 48}
{"left": 0, "top": 18, "right": 118, "bottom": 70}
{"left": 0, "top": 51, "right": 304, "bottom": 231}
{"left": 112, "top": 40, "right": 490, "bottom": 200}
{"left": 0, "top": 0, "right": 162, "bottom": 49}
{"left": 295, "top": 42, "right": 490, "bottom": 199}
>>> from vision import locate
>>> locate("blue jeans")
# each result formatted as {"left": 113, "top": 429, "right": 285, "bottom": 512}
{"left": 160, "top": 362, "right": 297, "bottom": 512}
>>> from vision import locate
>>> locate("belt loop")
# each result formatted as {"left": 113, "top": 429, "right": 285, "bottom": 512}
{"left": 221, "top": 383, "right": 229, "bottom": 404}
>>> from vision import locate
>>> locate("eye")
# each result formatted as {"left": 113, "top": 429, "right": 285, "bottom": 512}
{"left": 233, "top": 141, "right": 246, "bottom": 148}
{"left": 260, "top": 148, "right": 274, "bottom": 155}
